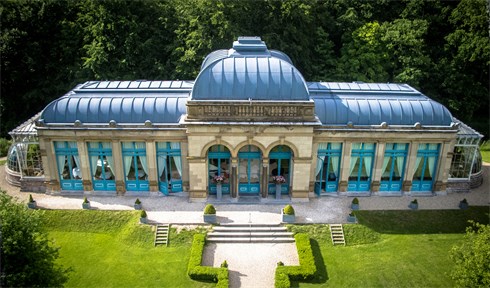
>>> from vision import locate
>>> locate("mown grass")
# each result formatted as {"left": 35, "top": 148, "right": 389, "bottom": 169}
{"left": 480, "top": 140, "right": 490, "bottom": 163}
{"left": 42, "top": 210, "right": 212, "bottom": 288}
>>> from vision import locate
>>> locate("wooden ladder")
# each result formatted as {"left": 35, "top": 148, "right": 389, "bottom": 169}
{"left": 329, "top": 224, "right": 345, "bottom": 246}
{"left": 154, "top": 224, "right": 170, "bottom": 246}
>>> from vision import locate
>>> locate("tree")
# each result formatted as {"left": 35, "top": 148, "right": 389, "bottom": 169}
{"left": 0, "top": 190, "right": 69, "bottom": 287}
{"left": 450, "top": 222, "right": 490, "bottom": 287}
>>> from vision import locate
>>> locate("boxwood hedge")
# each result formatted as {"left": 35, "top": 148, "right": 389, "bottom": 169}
{"left": 187, "top": 234, "right": 229, "bottom": 287}
{"left": 275, "top": 233, "right": 316, "bottom": 287}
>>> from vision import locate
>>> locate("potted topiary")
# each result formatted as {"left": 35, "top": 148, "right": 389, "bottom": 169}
{"left": 220, "top": 260, "right": 228, "bottom": 268}
{"left": 82, "top": 197, "right": 91, "bottom": 209}
{"left": 272, "top": 175, "right": 287, "bottom": 199}
{"left": 213, "top": 175, "right": 225, "bottom": 200}
{"left": 27, "top": 194, "right": 37, "bottom": 209}
{"left": 459, "top": 198, "right": 469, "bottom": 210}
{"left": 134, "top": 198, "right": 142, "bottom": 210}
{"left": 203, "top": 204, "right": 216, "bottom": 224}
{"left": 409, "top": 199, "right": 418, "bottom": 210}
{"left": 281, "top": 204, "right": 295, "bottom": 223}
{"left": 347, "top": 211, "right": 357, "bottom": 223}
{"left": 140, "top": 210, "right": 148, "bottom": 224}
{"left": 351, "top": 197, "right": 359, "bottom": 210}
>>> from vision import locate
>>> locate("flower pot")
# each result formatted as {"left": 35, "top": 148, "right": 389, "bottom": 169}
{"left": 275, "top": 184, "right": 281, "bottom": 199}
{"left": 459, "top": 202, "right": 468, "bottom": 210}
{"left": 134, "top": 204, "right": 142, "bottom": 210}
{"left": 216, "top": 183, "right": 222, "bottom": 200}
{"left": 140, "top": 217, "right": 147, "bottom": 224}
{"left": 409, "top": 202, "right": 418, "bottom": 210}
{"left": 203, "top": 214, "right": 216, "bottom": 224}
{"left": 27, "top": 201, "right": 37, "bottom": 209}
{"left": 347, "top": 215, "right": 357, "bottom": 223}
{"left": 281, "top": 210, "right": 295, "bottom": 223}
{"left": 351, "top": 203, "right": 359, "bottom": 210}
{"left": 82, "top": 202, "right": 91, "bottom": 209}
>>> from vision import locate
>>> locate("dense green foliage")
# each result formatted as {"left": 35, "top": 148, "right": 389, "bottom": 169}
{"left": 1, "top": 0, "right": 488, "bottom": 138}
{"left": 450, "top": 222, "right": 490, "bottom": 287}
{"left": 203, "top": 204, "right": 216, "bottom": 214}
{"left": 355, "top": 206, "right": 489, "bottom": 234}
{"left": 283, "top": 204, "right": 295, "bottom": 215}
{"left": 0, "top": 138, "right": 11, "bottom": 157}
{"left": 187, "top": 234, "right": 229, "bottom": 287}
{"left": 275, "top": 233, "right": 316, "bottom": 287}
{"left": 480, "top": 141, "right": 490, "bottom": 163}
{"left": 0, "top": 191, "right": 69, "bottom": 287}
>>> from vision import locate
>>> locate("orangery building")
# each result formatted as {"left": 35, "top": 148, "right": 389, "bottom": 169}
{"left": 6, "top": 37, "right": 483, "bottom": 201}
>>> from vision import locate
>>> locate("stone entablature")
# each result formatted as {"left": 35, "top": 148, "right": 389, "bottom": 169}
{"left": 185, "top": 100, "right": 317, "bottom": 122}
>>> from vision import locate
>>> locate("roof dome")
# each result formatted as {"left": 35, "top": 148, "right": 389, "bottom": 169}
{"left": 191, "top": 37, "right": 309, "bottom": 101}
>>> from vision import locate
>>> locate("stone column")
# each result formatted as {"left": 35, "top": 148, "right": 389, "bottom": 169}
{"left": 146, "top": 141, "right": 158, "bottom": 192}
{"left": 188, "top": 157, "right": 208, "bottom": 199}
{"left": 261, "top": 158, "right": 269, "bottom": 198}
{"left": 338, "top": 142, "right": 352, "bottom": 193}
{"left": 403, "top": 142, "right": 420, "bottom": 193}
{"left": 231, "top": 157, "right": 238, "bottom": 198}
{"left": 371, "top": 142, "right": 386, "bottom": 193}
{"left": 76, "top": 139, "right": 92, "bottom": 191}
{"left": 434, "top": 140, "right": 454, "bottom": 194}
{"left": 111, "top": 140, "right": 125, "bottom": 195}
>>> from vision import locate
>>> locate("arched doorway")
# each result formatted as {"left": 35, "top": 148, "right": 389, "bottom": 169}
{"left": 268, "top": 145, "right": 292, "bottom": 195}
{"left": 208, "top": 145, "right": 231, "bottom": 195}
{"left": 238, "top": 145, "right": 262, "bottom": 195}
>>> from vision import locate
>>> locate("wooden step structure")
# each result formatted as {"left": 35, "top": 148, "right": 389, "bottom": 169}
{"left": 206, "top": 223, "right": 294, "bottom": 243}
{"left": 329, "top": 224, "right": 345, "bottom": 246}
{"left": 154, "top": 224, "right": 170, "bottom": 246}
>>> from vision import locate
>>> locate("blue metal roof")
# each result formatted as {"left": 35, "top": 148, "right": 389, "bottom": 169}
{"left": 40, "top": 81, "right": 191, "bottom": 125}
{"left": 191, "top": 37, "right": 309, "bottom": 101}
{"left": 309, "top": 82, "right": 453, "bottom": 126}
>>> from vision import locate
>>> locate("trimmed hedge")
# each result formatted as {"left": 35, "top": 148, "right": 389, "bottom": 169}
{"left": 187, "top": 234, "right": 229, "bottom": 287}
{"left": 275, "top": 233, "right": 317, "bottom": 287}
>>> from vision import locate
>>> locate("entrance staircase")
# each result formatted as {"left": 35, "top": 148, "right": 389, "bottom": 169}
{"left": 207, "top": 223, "right": 294, "bottom": 243}
{"left": 329, "top": 224, "right": 345, "bottom": 246}
{"left": 154, "top": 224, "right": 170, "bottom": 246}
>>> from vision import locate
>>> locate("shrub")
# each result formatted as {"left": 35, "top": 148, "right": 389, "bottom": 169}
{"left": 203, "top": 204, "right": 216, "bottom": 215}
{"left": 29, "top": 194, "right": 35, "bottom": 203}
{"left": 283, "top": 204, "right": 295, "bottom": 215}
{"left": 220, "top": 260, "right": 228, "bottom": 268}
{"left": 411, "top": 199, "right": 418, "bottom": 204}
{"left": 274, "top": 233, "right": 316, "bottom": 287}
{"left": 140, "top": 210, "right": 147, "bottom": 218}
{"left": 188, "top": 234, "right": 229, "bottom": 287}
{"left": 135, "top": 198, "right": 141, "bottom": 205}
{"left": 0, "top": 138, "right": 11, "bottom": 157}
{"left": 352, "top": 197, "right": 359, "bottom": 204}
{"left": 461, "top": 198, "right": 468, "bottom": 204}
{"left": 83, "top": 197, "right": 89, "bottom": 203}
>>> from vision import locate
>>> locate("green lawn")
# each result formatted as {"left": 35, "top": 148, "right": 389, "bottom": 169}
{"left": 43, "top": 208, "right": 489, "bottom": 287}
{"left": 42, "top": 210, "right": 212, "bottom": 288}
{"left": 481, "top": 140, "right": 490, "bottom": 163}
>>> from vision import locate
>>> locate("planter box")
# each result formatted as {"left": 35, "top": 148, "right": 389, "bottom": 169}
{"left": 459, "top": 202, "right": 468, "bottom": 210}
{"left": 347, "top": 215, "right": 357, "bottom": 223}
{"left": 409, "top": 203, "right": 418, "bottom": 210}
{"left": 134, "top": 204, "right": 142, "bottom": 210}
{"left": 281, "top": 210, "right": 295, "bottom": 223}
{"left": 140, "top": 217, "right": 147, "bottom": 224}
{"left": 82, "top": 202, "right": 91, "bottom": 209}
{"left": 351, "top": 203, "right": 359, "bottom": 210}
{"left": 203, "top": 214, "right": 217, "bottom": 224}
{"left": 27, "top": 201, "right": 37, "bottom": 209}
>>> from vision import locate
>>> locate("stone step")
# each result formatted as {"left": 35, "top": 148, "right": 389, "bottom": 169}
{"left": 212, "top": 226, "right": 287, "bottom": 232}
{"left": 208, "top": 231, "right": 294, "bottom": 238}
{"left": 219, "top": 223, "right": 282, "bottom": 227}
{"left": 154, "top": 224, "right": 170, "bottom": 247}
{"left": 329, "top": 224, "right": 345, "bottom": 246}
{"left": 207, "top": 237, "right": 295, "bottom": 243}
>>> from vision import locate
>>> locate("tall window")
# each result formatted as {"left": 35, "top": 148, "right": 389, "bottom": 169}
{"left": 315, "top": 143, "right": 342, "bottom": 194}
{"left": 88, "top": 142, "right": 116, "bottom": 191}
{"left": 157, "top": 142, "right": 183, "bottom": 194}
{"left": 380, "top": 143, "right": 408, "bottom": 192}
{"left": 122, "top": 142, "right": 149, "bottom": 191}
{"left": 208, "top": 145, "right": 231, "bottom": 195}
{"left": 348, "top": 143, "right": 375, "bottom": 192}
{"left": 268, "top": 145, "right": 292, "bottom": 195}
{"left": 54, "top": 141, "right": 83, "bottom": 191}
{"left": 412, "top": 143, "right": 439, "bottom": 192}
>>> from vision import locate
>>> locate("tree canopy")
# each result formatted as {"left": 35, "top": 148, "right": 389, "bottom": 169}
{"left": 0, "top": 190, "right": 70, "bottom": 287}
{"left": 1, "top": 0, "right": 488, "bottom": 138}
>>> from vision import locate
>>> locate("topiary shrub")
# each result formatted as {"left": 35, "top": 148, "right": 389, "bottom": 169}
{"left": 188, "top": 234, "right": 229, "bottom": 287}
{"left": 203, "top": 204, "right": 216, "bottom": 215}
{"left": 220, "top": 260, "right": 228, "bottom": 268}
{"left": 283, "top": 204, "right": 295, "bottom": 215}
{"left": 83, "top": 197, "right": 89, "bottom": 204}
{"left": 135, "top": 198, "right": 141, "bottom": 205}
{"left": 352, "top": 197, "right": 359, "bottom": 205}
{"left": 29, "top": 194, "right": 35, "bottom": 203}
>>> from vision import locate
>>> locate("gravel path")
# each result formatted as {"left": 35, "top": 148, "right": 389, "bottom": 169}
{"left": 202, "top": 243, "right": 299, "bottom": 288}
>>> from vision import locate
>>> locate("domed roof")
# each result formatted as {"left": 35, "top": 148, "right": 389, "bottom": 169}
{"left": 191, "top": 37, "right": 309, "bottom": 101}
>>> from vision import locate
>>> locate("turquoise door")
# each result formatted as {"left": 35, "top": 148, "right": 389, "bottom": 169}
{"left": 157, "top": 142, "right": 183, "bottom": 195}
{"left": 268, "top": 145, "right": 291, "bottom": 195}
{"left": 348, "top": 143, "right": 375, "bottom": 192}
{"left": 412, "top": 144, "right": 439, "bottom": 192}
{"left": 55, "top": 141, "right": 83, "bottom": 191}
{"left": 238, "top": 145, "right": 261, "bottom": 195}
{"left": 380, "top": 143, "right": 408, "bottom": 192}
{"left": 208, "top": 145, "right": 231, "bottom": 195}
{"left": 315, "top": 143, "right": 342, "bottom": 195}
{"left": 122, "top": 142, "right": 149, "bottom": 192}
{"left": 88, "top": 142, "right": 116, "bottom": 191}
